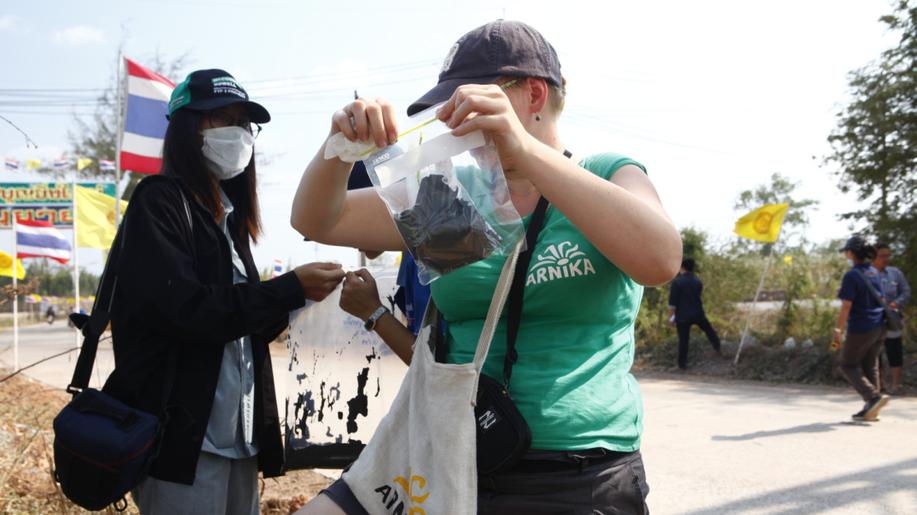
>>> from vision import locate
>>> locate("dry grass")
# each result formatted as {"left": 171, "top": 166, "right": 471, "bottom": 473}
{"left": 0, "top": 370, "right": 331, "bottom": 514}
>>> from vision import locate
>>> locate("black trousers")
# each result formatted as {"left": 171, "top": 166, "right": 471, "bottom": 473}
{"left": 322, "top": 449, "right": 650, "bottom": 515}
{"left": 884, "top": 336, "right": 903, "bottom": 368}
{"left": 677, "top": 316, "right": 721, "bottom": 369}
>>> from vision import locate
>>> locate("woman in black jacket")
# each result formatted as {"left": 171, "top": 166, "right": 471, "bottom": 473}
{"left": 103, "top": 69, "right": 345, "bottom": 514}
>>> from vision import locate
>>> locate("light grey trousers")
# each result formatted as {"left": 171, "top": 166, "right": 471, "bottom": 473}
{"left": 132, "top": 452, "right": 259, "bottom": 515}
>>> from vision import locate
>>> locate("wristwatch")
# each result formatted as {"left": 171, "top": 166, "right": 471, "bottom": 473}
{"left": 364, "top": 306, "right": 389, "bottom": 331}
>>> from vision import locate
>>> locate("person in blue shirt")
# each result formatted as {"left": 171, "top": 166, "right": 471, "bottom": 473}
{"left": 668, "top": 258, "right": 721, "bottom": 369}
{"left": 873, "top": 243, "right": 911, "bottom": 394}
{"left": 834, "top": 236, "right": 890, "bottom": 421}
{"left": 394, "top": 252, "right": 432, "bottom": 336}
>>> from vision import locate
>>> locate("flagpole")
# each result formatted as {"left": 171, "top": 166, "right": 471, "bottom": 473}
{"left": 733, "top": 248, "right": 772, "bottom": 365}
{"left": 114, "top": 52, "right": 124, "bottom": 226}
{"left": 11, "top": 207, "right": 18, "bottom": 372}
{"left": 72, "top": 177, "right": 80, "bottom": 349}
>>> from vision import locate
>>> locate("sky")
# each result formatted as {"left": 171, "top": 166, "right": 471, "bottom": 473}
{"left": 0, "top": 0, "right": 901, "bottom": 275}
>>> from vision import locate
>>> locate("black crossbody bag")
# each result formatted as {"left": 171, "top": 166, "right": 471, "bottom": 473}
{"left": 52, "top": 187, "right": 192, "bottom": 511}
{"left": 467, "top": 195, "right": 551, "bottom": 475}
{"left": 432, "top": 151, "right": 569, "bottom": 475}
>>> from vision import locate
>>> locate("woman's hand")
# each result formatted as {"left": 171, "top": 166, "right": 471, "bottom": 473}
{"left": 293, "top": 262, "right": 345, "bottom": 302}
{"left": 331, "top": 98, "right": 399, "bottom": 150}
{"left": 436, "top": 84, "right": 535, "bottom": 175}
{"left": 339, "top": 269, "right": 383, "bottom": 321}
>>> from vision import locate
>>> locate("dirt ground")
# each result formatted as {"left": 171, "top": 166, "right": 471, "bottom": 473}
{"left": 0, "top": 370, "right": 332, "bottom": 515}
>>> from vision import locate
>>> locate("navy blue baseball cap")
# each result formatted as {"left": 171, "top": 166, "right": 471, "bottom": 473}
{"left": 407, "top": 20, "right": 563, "bottom": 116}
{"left": 168, "top": 69, "right": 270, "bottom": 123}
{"left": 839, "top": 235, "right": 868, "bottom": 253}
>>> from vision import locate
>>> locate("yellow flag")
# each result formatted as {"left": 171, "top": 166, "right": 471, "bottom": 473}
{"left": 733, "top": 203, "right": 789, "bottom": 243}
{"left": 75, "top": 185, "right": 128, "bottom": 249}
{"left": 26, "top": 159, "right": 42, "bottom": 170}
{"left": 0, "top": 251, "right": 26, "bottom": 280}
{"left": 77, "top": 157, "right": 93, "bottom": 171}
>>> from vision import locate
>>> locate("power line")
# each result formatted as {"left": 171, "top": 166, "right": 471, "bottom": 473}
{"left": 0, "top": 110, "right": 97, "bottom": 116}
{"left": 246, "top": 59, "right": 439, "bottom": 86}
{"left": 0, "top": 58, "right": 440, "bottom": 99}
{"left": 0, "top": 73, "right": 437, "bottom": 111}
{"left": 253, "top": 74, "right": 434, "bottom": 101}
{"left": 0, "top": 88, "right": 106, "bottom": 93}
{"left": 0, "top": 114, "right": 39, "bottom": 148}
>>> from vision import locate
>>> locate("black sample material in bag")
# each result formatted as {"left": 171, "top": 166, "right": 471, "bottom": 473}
{"left": 395, "top": 174, "right": 500, "bottom": 277}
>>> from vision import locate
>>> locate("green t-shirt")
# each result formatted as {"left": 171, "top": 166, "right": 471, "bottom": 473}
{"left": 430, "top": 153, "right": 646, "bottom": 451}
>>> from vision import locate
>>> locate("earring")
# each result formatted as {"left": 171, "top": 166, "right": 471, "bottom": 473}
{"left": 535, "top": 114, "right": 542, "bottom": 122}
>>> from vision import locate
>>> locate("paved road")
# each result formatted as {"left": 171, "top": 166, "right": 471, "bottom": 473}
{"left": 0, "top": 322, "right": 109, "bottom": 389}
{"left": 639, "top": 374, "right": 917, "bottom": 514}
{"left": 2, "top": 326, "right": 915, "bottom": 514}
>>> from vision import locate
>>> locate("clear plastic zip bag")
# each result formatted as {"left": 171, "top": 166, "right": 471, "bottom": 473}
{"left": 362, "top": 104, "right": 524, "bottom": 284}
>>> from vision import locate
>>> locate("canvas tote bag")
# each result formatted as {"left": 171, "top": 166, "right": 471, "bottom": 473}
{"left": 342, "top": 240, "right": 522, "bottom": 515}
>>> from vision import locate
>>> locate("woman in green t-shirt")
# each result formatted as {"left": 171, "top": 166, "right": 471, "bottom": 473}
{"left": 291, "top": 20, "right": 681, "bottom": 515}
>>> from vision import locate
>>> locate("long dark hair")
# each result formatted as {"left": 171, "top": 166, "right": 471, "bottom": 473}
{"left": 851, "top": 245, "right": 877, "bottom": 262}
{"left": 160, "top": 109, "right": 262, "bottom": 242}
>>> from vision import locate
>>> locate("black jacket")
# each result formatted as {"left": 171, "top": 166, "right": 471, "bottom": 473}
{"left": 668, "top": 272, "right": 706, "bottom": 322}
{"left": 103, "top": 175, "right": 304, "bottom": 485}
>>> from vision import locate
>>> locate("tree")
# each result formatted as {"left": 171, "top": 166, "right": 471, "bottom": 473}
{"left": 66, "top": 49, "right": 190, "bottom": 198}
{"left": 827, "top": 0, "right": 916, "bottom": 280}
{"left": 734, "top": 172, "right": 819, "bottom": 252}
{"left": 680, "top": 227, "right": 708, "bottom": 264}
{"left": 0, "top": 260, "right": 100, "bottom": 301}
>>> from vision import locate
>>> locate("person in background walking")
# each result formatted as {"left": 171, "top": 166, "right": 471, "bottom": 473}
{"left": 669, "top": 258, "right": 721, "bottom": 369}
{"left": 834, "top": 235, "right": 890, "bottom": 421}
{"left": 873, "top": 242, "right": 910, "bottom": 395}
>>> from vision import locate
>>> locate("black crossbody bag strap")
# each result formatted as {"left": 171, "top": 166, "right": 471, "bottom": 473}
{"left": 502, "top": 149, "right": 573, "bottom": 388}
{"left": 503, "top": 196, "right": 549, "bottom": 388}
{"left": 66, "top": 221, "right": 127, "bottom": 395}
{"left": 855, "top": 268, "right": 889, "bottom": 308}
{"left": 67, "top": 185, "right": 194, "bottom": 414}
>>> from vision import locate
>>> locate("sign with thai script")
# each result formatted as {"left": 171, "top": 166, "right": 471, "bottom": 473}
{"left": 0, "top": 182, "right": 115, "bottom": 205}
{"left": 0, "top": 182, "right": 116, "bottom": 228}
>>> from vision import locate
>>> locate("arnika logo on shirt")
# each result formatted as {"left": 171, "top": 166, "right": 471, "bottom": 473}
{"left": 527, "top": 241, "right": 596, "bottom": 286}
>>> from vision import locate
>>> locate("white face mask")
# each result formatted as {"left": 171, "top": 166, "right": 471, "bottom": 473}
{"left": 847, "top": 258, "right": 855, "bottom": 267}
{"left": 201, "top": 126, "right": 254, "bottom": 180}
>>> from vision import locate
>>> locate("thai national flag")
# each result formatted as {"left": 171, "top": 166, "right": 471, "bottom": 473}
{"left": 100, "top": 160, "right": 116, "bottom": 171}
{"left": 121, "top": 58, "right": 175, "bottom": 175}
{"left": 53, "top": 158, "right": 72, "bottom": 170}
{"left": 16, "top": 220, "right": 72, "bottom": 264}
{"left": 4, "top": 158, "right": 19, "bottom": 171}
{"left": 272, "top": 259, "right": 284, "bottom": 278}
